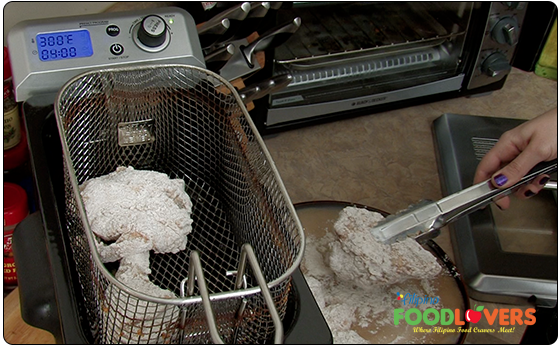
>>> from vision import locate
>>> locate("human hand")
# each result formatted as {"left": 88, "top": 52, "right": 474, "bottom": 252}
{"left": 473, "top": 108, "right": 557, "bottom": 209}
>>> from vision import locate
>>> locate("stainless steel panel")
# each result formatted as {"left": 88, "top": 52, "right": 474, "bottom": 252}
{"left": 266, "top": 75, "right": 464, "bottom": 126}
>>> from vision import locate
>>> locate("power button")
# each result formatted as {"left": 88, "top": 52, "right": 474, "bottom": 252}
{"left": 110, "top": 43, "right": 124, "bottom": 56}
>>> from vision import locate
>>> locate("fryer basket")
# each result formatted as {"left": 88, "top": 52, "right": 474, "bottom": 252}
{"left": 54, "top": 64, "right": 304, "bottom": 344}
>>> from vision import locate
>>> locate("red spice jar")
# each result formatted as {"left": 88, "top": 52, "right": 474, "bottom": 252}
{"left": 4, "top": 182, "right": 28, "bottom": 288}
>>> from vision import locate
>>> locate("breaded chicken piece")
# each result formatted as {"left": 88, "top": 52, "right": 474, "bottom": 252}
{"left": 328, "top": 207, "right": 441, "bottom": 288}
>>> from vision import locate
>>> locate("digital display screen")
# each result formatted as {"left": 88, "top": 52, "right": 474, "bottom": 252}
{"left": 36, "top": 29, "right": 93, "bottom": 62}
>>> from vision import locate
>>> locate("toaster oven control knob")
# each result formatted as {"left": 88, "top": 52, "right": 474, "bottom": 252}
{"left": 491, "top": 17, "right": 519, "bottom": 46}
{"left": 133, "top": 15, "right": 170, "bottom": 52}
{"left": 481, "top": 52, "right": 512, "bottom": 78}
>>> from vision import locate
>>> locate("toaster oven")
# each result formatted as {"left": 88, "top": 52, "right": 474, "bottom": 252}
{"left": 247, "top": 2, "right": 544, "bottom": 133}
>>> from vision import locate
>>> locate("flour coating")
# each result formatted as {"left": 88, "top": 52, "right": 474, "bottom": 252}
{"left": 80, "top": 166, "right": 193, "bottom": 343}
{"left": 301, "top": 206, "right": 444, "bottom": 344}
{"left": 329, "top": 206, "right": 441, "bottom": 288}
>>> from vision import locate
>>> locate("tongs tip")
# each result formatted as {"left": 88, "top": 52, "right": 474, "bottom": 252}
{"left": 370, "top": 200, "right": 440, "bottom": 245}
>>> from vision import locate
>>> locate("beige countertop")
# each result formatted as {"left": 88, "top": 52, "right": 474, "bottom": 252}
{"left": 262, "top": 68, "right": 556, "bottom": 213}
{"left": 262, "top": 67, "right": 557, "bottom": 344}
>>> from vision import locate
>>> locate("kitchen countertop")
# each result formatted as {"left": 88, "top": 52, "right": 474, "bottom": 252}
{"left": 4, "top": 67, "right": 556, "bottom": 344}
{"left": 262, "top": 67, "right": 557, "bottom": 214}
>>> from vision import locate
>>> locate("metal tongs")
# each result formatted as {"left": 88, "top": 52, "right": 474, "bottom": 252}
{"left": 371, "top": 160, "right": 558, "bottom": 244}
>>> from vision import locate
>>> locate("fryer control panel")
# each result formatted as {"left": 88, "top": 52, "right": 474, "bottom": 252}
{"left": 7, "top": 7, "right": 204, "bottom": 101}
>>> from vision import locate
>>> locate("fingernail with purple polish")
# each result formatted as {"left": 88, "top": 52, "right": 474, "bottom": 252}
{"left": 524, "top": 190, "right": 535, "bottom": 198}
{"left": 539, "top": 177, "right": 550, "bottom": 186}
{"left": 494, "top": 174, "right": 508, "bottom": 187}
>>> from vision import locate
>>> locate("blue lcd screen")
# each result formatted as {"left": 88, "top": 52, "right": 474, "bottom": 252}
{"left": 37, "top": 29, "right": 93, "bottom": 62}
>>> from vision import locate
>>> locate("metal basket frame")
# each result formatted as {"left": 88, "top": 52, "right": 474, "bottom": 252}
{"left": 54, "top": 64, "right": 305, "bottom": 344}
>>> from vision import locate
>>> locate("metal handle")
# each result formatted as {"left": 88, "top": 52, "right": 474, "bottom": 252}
{"left": 198, "top": 18, "right": 230, "bottom": 48}
{"left": 180, "top": 245, "right": 284, "bottom": 344}
{"left": 235, "top": 243, "right": 284, "bottom": 344}
{"left": 205, "top": 43, "right": 236, "bottom": 72}
{"left": 180, "top": 251, "right": 225, "bottom": 344}
{"left": 437, "top": 160, "right": 558, "bottom": 227}
{"left": 238, "top": 74, "right": 293, "bottom": 103}
{"left": 371, "top": 160, "right": 558, "bottom": 244}
{"left": 206, "top": 2, "right": 251, "bottom": 23}
{"left": 239, "top": 85, "right": 261, "bottom": 104}
{"left": 241, "top": 17, "right": 301, "bottom": 66}
{"left": 211, "top": 2, "right": 252, "bottom": 45}
{"left": 231, "top": 2, "right": 271, "bottom": 40}
{"left": 198, "top": 18, "right": 230, "bottom": 36}
{"left": 544, "top": 180, "right": 557, "bottom": 190}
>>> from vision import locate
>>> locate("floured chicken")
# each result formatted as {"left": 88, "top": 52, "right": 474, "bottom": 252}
{"left": 80, "top": 166, "right": 193, "bottom": 343}
{"left": 328, "top": 206, "right": 441, "bottom": 288}
{"left": 101, "top": 254, "right": 180, "bottom": 343}
{"left": 80, "top": 166, "right": 193, "bottom": 263}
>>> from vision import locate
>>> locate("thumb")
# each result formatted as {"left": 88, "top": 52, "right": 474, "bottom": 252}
{"left": 491, "top": 150, "right": 541, "bottom": 189}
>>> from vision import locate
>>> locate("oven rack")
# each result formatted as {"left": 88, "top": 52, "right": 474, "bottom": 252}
{"left": 274, "top": 2, "right": 470, "bottom": 65}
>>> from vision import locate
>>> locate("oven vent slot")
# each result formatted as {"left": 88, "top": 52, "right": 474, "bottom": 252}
{"left": 471, "top": 137, "right": 498, "bottom": 161}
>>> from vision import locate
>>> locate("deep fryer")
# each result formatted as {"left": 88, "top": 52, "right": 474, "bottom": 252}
{"left": 7, "top": 6, "right": 331, "bottom": 344}
{"left": 13, "top": 66, "right": 332, "bottom": 345}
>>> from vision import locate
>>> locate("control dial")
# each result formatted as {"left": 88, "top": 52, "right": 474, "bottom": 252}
{"left": 133, "top": 15, "right": 171, "bottom": 52}
{"left": 491, "top": 17, "right": 519, "bottom": 46}
{"left": 481, "top": 52, "right": 511, "bottom": 78}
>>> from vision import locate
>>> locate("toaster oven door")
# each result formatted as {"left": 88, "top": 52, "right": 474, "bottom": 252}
{"left": 264, "top": 2, "right": 476, "bottom": 127}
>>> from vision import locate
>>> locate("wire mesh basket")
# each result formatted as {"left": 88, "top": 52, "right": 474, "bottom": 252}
{"left": 54, "top": 64, "right": 304, "bottom": 344}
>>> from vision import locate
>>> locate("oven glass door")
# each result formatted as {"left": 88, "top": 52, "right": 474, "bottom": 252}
{"left": 492, "top": 194, "right": 558, "bottom": 256}
{"left": 270, "top": 2, "right": 473, "bottom": 108}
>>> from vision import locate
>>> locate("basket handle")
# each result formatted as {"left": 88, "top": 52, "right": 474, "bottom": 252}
{"left": 235, "top": 243, "right": 284, "bottom": 344}
{"left": 180, "top": 251, "right": 225, "bottom": 344}
{"left": 180, "top": 245, "right": 284, "bottom": 344}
